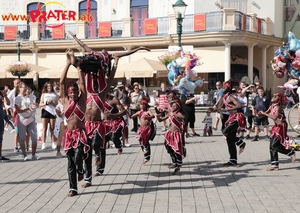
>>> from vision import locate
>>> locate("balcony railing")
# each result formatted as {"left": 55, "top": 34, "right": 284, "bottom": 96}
{"left": 0, "top": 9, "right": 271, "bottom": 42}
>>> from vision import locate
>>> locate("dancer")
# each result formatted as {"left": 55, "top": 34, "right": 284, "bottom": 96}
{"left": 217, "top": 81, "right": 246, "bottom": 166}
{"left": 130, "top": 99, "right": 156, "bottom": 164}
{"left": 60, "top": 49, "right": 90, "bottom": 197}
{"left": 258, "top": 93, "right": 296, "bottom": 171}
{"left": 157, "top": 100, "right": 186, "bottom": 175}
{"left": 67, "top": 32, "right": 151, "bottom": 187}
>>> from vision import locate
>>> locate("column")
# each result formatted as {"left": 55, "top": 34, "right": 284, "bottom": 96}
{"left": 247, "top": 43, "right": 255, "bottom": 83}
{"left": 224, "top": 42, "right": 231, "bottom": 81}
{"left": 261, "top": 45, "right": 270, "bottom": 89}
{"left": 223, "top": 8, "right": 236, "bottom": 30}
{"left": 75, "top": 21, "right": 87, "bottom": 39}
{"left": 122, "top": 18, "right": 133, "bottom": 37}
{"left": 168, "top": 14, "right": 177, "bottom": 35}
{"left": 29, "top": 23, "right": 40, "bottom": 41}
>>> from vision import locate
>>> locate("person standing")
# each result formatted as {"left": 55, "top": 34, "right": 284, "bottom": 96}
{"left": 0, "top": 90, "right": 11, "bottom": 162}
{"left": 217, "top": 81, "right": 246, "bottom": 166}
{"left": 180, "top": 91, "right": 200, "bottom": 137}
{"left": 212, "top": 81, "right": 223, "bottom": 130}
{"left": 242, "top": 84, "right": 257, "bottom": 139}
{"left": 129, "top": 82, "right": 144, "bottom": 132}
{"left": 251, "top": 86, "right": 270, "bottom": 141}
{"left": 14, "top": 83, "right": 39, "bottom": 161}
{"left": 259, "top": 93, "right": 296, "bottom": 171}
{"left": 39, "top": 82, "right": 58, "bottom": 150}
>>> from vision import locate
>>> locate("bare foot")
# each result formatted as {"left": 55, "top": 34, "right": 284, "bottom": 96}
{"left": 172, "top": 167, "right": 180, "bottom": 175}
{"left": 67, "top": 191, "right": 78, "bottom": 197}
{"left": 56, "top": 152, "right": 63, "bottom": 157}
{"left": 291, "top": 155, "right": 296, "bottom": 164}
{"left": 142, "top": 160, "right": 148, "bottom": 165}
{"left": 93, "top": 172, "right": 102, "bottom": 177}
{"left": 78, "top": 174, "right": 84, "bottom": 181}
{"left": 117, "top": 148, "right": 122, "bottom": 155}
{"left": 267, "top": 167, "right": 279, "bottom": 171}
{"left": 68, "top": 50, "right": 77, "bottom": 66}
{"left": 81, "top": 182, "right": 92, "bottom": 188}
{"left": 95, "top": 156, "right": 101, "bottom": 167}
{"left": 239, "top": 143, "right": 246, "bottom": 155}
{"left": 168, "top": 164, "right": 175, "bottom": 169}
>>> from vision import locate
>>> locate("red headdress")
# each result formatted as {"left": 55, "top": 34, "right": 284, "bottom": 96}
{"left": 224, "top": 81, "right": 232, "bottom": 90}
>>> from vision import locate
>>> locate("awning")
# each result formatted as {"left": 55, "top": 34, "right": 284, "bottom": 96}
{"left": 39, "top": 65, "right": 78, "bottom": 78}
{"left": 193, "top": 47, "right": 225, "bottom": 73}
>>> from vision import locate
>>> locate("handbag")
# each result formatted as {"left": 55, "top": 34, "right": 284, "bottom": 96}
{"left": 20, "top": 116, "right": 34, "bottom": 126}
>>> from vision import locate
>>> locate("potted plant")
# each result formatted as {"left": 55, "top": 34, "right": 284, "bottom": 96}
{"left": 6, "top": 61, "right": 32, "bottom": 77}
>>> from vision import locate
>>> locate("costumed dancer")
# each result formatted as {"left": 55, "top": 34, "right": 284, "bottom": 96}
{"left": 217, "top": 81, "right": 246, "bottom": 166}
{"left": 60, "top": 49, "right": 90, "bottom": 197}
{"left": 130, "top": 99, "right": 156, "bottom": 164}
{"left": 68, "top": 32, "right": 150, "bottom": 186}
{"left": 258, "top": 93, "right": 296, "bottom": 171}
{"left": 157, "top": 100, "right": 186, "bottom": 175}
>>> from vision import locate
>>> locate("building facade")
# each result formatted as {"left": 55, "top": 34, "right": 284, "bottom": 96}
{"left": 0, "top": 0, "right": 292, "bottom": 93}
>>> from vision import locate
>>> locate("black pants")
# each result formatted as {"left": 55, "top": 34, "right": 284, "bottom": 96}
{"left": 270, "top": 136, "right": 295, "bottom": 167}
{"left": 130, "top": 108, "right": 139, "bottom": 131}
{"left": 222, "top": 120, "right": 244, "bottom": 165}
{"left": 67, "top": 145, "right": 85, "bottom": 192}
{"left": 84, "top": 131, "right": 102, "bottom": 183}
{"left": 166, "top": 145, "right": 182, "bottom": 168}
{"left": 141, "top": 141, "right": 151, "bottom": 161}
{"left": 221, "top": 114, "right": 229, "bottom": 131}
{"left": 108, "top": 127, "right": 123, "bottom": 149}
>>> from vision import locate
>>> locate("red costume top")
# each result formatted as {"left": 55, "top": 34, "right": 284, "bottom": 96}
{"left": 62, "top": 98, "right": 90, "bottom": 159}
{"left": 163, "top": 112, "right": 186, "bottom": 157}
{"left": 269, "top": 103, "right": 287, "bottom": 144}
{"left": 223, "top": 93, "right": 245, "bottom": 132}
{"left": 103, "top": 100, "right": 126, "bottom": 134}
{"left": 136, "top": 110, "right": 152, "bottom": 146}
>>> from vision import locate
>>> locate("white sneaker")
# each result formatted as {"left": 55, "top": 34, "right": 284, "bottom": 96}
{"left": 10, "top": 129, "right": 15, "bottom": 133}
{"left": 52, "top": 142, "right": 57, "bottom": 149}
{"left": 4, "top": 127, "right": 8, "bottom": 131}
{"left": 294, "top": 125, "right": 300, "bottom": 130}
{"left": 41, "top": 143, "right": 46, "bottom": 150}
{"left": 125, "top": 143, "right": 132, "bottom": 147}
{"left": 31, "top": 155, "right": 40, "bottom": 160}
{"left": 24, "top": 156, "right": 28, "bottom": 161}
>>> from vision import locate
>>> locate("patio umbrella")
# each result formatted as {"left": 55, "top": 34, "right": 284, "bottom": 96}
{"left": 116, "top": 58, "right": 167, "bottom": 78}
{"left": 0, "top": 63, "right": 48, "bottom": 78}
{"left": 39, "top": 65, "right": 78, "bottom": 78}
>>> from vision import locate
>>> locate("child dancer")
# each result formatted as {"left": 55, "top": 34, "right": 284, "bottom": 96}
{"left": 130, "top": 99, "right": 156, "bottom": 164}
{"left": 202, "top": 109, "right": 213, "bottom": 136}
{"left": 157, "top": 100, "right": 186, "bottom": 175}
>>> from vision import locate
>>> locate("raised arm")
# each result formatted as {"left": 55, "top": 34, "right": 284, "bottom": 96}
{"left": 60, "top": 49, "right": 72, "bottom": 100}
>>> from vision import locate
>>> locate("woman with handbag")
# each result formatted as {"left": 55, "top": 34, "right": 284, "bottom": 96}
{"left": 39, "top": 82, "right": 58, "bottom": 150}
{"left": 129, "top": 83, "right": 144, "bottom": 132}
{"left": 14, "top": 82, "right": 39, "bottom": 161}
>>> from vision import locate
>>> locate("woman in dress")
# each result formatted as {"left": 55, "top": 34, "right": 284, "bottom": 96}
{"left": 39, "top": 82, "right": 58, "bottom": 150}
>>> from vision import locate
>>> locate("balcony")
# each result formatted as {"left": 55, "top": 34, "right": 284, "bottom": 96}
{"left": 0, "top": 10, "right": 271, "bottom": 42}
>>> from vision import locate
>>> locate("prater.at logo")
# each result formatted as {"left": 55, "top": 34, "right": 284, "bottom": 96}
{"left": 1, "top": 1, "right": 92, "bottom": 28}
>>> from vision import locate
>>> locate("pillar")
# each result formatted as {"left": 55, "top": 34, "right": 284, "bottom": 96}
{"left": 168, "top": 14, "right": 177, "bottom": 35}
{"left": 29, "top": 23, "right": 40, "bottom": 41}
{"left": 261, "top": 45, "right": 270, "bottom": 89}
{"left": 247, "top": 43, "right": 255, "bottom": 83}
{"left": 122, "top": 18, "right": 133, "bottom": 37}
{"left": 223, "top": 8, "right": 236, "bottom": 30}
{"left": 75, "top": 21, "right": 87, "bottom": 39}
{"left": 224, "top": 42, "right": 231, "bottom": 81}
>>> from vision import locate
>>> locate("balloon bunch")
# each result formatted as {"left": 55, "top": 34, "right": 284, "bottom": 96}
{"left": 270, "top": 31, "right": 300, "bottom": 79}
{"left": 163, "top": 51, "right": 203, "bottom": 94}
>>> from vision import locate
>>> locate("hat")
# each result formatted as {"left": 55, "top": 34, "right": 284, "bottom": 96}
{"left": 116, "top": 81, "right": 124, "bottom": 87}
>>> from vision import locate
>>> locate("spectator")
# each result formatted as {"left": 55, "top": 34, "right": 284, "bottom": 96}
{"left": 251, "top": 86, "right": 270, "bottom": 141}
{"left": 212, "top": 81, "right": 223, "bottom": 130}
{"left": 14, "top": 82, "right": 39, "bottom": 161}
{"left": 180, "top": 90, "right": 200, "bottom": 137}
{"left": 202, "top": 109, "right": 213, "bottom": 136}
{"left": 39, "top": 82, "right": 58, "bottom": 150}
{"left": 138, "top": 83, "right": 149, "bottom": 100}
{"left": 53, "top": 82, "right": 60, "bottom": 95}
{"left": 0, "top": 90, "right": 11, "bottom": 161}
{"left": 129, "top": 82, "right": 144, "bottom": 132}
{"left": 242, "top": 84, "right": 257, "bottom": 139}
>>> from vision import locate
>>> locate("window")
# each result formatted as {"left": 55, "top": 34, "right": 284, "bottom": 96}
{"left": 27, "top": 2, "right": 46, "bottom": 40}
{"left": 130, "top": 0, "right": 148, "bottom": 36}
{"left": 79, "top": 0, "right": 98, "bottom": 38}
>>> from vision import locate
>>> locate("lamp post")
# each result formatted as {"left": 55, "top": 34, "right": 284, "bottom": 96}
{"left": 15, "top": 31, "right": 23, "bottom": 79}
{"left": 172, "top": 0, "right": 187, "bottom": 50}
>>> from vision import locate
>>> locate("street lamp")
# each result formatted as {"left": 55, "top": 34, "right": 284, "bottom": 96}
{"left": 16, "top": 31, "right": 22, "bottom": 62}
{"left": 172, "top": 0, "right": 187, "bottom": 50}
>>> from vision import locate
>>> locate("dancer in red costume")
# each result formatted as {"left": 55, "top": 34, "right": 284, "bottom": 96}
{"left": 157, "top": 100, "right": 186, "bottom": 175}
{"left": 217, "top": 81, "right": 246, "bottom": 166}
{"left": 130, "top": 99, "right": 156, "bottom": 164}
{"left": 258, "top": 93, "right": 296, "bottom": 171}
{"left": 68, "top": 32, "right": 150, "bottom": 187}
{"left": 60, "top": 49, "right": 90, "bottom": 197}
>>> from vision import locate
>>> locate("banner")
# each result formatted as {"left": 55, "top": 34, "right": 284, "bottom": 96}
{"left": 241, "top": 14, "right": 246, "bottom": 31}
{"left": 144, "top": 18, "right": 157, "bottom": 35}
{"left": 256, "top": 18, "right": 261, "bottom": 34}
{"left": 52, "top": 25, "right": 65, "bottom": 39}
{"left": 194, "top": 14, "right": 206, "bottom": 31}
{"left": 98, "top": 22, "right": 111, "bottom": 37}
{"left": 4, "top": 26, "right": 17, "bottom": 40}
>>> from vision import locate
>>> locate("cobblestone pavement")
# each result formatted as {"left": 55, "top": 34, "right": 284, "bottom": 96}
{"left": 1, "top": 111, "right": 300, "bottom": 213}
